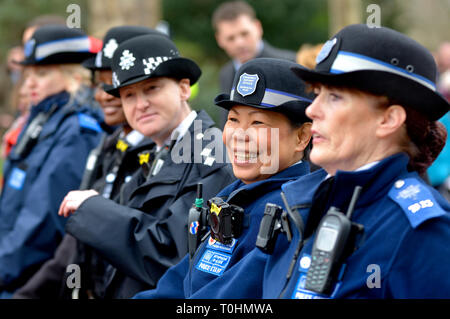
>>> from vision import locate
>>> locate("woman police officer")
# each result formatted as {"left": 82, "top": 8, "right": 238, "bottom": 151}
{"left": 57, "top": 34, "right": 235, "bottom": 298}
{"left": 12, "top": 25, "right": 159, "bottom": 299}
{"left": 133, "top": 57, "right": 315, "bottom": 299}
{"left": 261, "top": 24, "right": 450, "bottom": 299}
{"left": 0, "top": 25, "right": 103, "bottom": 297}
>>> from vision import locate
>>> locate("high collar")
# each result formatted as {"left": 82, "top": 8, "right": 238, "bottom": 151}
{"left": 283, "top": 153, "right": 412, "bottom": 212}
{"left": 326, "top": 153, "right": 411, "bottom": 210}
{"left": 29, "top": 91, "right": 70, "bottom": 120}
{"left": 156, "top": 110, "right": 197, "bottom": 152}
{"left": 219, "top": 160, "right": 310, "bottom": 203}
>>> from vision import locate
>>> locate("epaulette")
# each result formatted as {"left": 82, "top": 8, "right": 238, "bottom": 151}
{"left": 388, "top": 177, "right": 446, "bottom": 228}
{"left": 77, "top": 113, "right": 102, "bottom": 132}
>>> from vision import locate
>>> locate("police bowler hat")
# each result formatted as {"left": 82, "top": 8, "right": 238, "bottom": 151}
{"left": 82, "top": 26, "right": 167, "bottom": 70}
{"left": 215, "top": 58, "right": 314, "bottom": 123}
{"left": 291, "top": 24, "right": 449, "bottom": 121}
{"left": 19, "top": 24, "right": 101, "bottom": 66}
{"left": 105, "top": 34, "right": 201, "bottom": 97}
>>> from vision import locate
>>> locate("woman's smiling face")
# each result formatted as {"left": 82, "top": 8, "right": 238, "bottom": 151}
{"left": 223, "top": 105, "right": 310, "bottom": 184}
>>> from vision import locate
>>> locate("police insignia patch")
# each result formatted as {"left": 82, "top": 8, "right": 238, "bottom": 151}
{"left": 103, "top": 38, "right": 119, "bottom": 59}
{"left": 236, "top": 73, "right": 259, "bottom": 97}
{"left": 316, "top": 38, "right": 337, "bottom": 64}
{"left": 119, "top": 50, "right": 136, "bottom": 70}
{"left": 24, "top": 39, "right": 36, "bottom": 58}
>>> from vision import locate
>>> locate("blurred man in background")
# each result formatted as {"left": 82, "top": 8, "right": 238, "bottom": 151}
{"left": 212, "top": 1, "right": 297, "bottom": 127}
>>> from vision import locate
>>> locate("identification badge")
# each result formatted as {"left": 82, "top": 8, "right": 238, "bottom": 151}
{"left": 236, "top": 73, "right": 259, "bottom": 97}
{"left": 206, "top": 236, "right": 238, "bottom": 254}
{"left": 8, "top": 167, "right": 27, "bottom": 190}
{"left": 195, "top": 249, "right": 232, "bottom": 276}
{"left": 292, "top": 274, "right": 329, "bottom": 299}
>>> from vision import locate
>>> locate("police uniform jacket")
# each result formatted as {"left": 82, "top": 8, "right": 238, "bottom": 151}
{"left": 133, "top": 160, "right": 310, "bottom": 299}
{"left": 65, "top": 110, "right": 236, "bottom": 298}
{"left": 12, "top": 128, "right": 153, "bottom": 299}
{"left": 263, "top": 153, "right": 450, "bottom": 299}
{"left": 0, "top": 90, "right": 103, "bottom": 295}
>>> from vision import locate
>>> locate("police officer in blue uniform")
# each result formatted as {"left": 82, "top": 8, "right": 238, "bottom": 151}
{"left": 134, "top": 57, "right": 315, "bottom": 299}
{"left": 0, "top": 25, "right": 103, "bottom": 298}
{"left": 57, "top": 34, "right": 236, "bottom": 298}
{"left": 261, "top": 24, "right": 450, "bottom": 299}
{"left": 11, "top": 26, "right": 159, "bottom": 299}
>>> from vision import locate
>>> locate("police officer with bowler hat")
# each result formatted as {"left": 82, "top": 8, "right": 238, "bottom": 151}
{"left": 58, "top": 34, "right": 235, "bottom": 298}
{"left": 0, "top": 24, "right": 103, "bottom": 298}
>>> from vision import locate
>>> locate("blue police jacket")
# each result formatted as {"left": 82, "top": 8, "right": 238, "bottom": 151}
{"left": 133, "top": 160, "right": 310, "bottom": 299}
{"left": 263, "top": 153, "right": 450, "bottom": 299}
{"left": 0, "top": 90, "right": 102, "bottom": 294}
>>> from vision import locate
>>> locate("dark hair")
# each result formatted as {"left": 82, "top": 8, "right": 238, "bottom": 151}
{"left": 211, "top": 1, "right": 256, "bottom": 31}
{"left": 372, "top": 95, "right": 447, "bottom": 176}
{"left": 401, "top": 106, "right": 447, "bottom": 176}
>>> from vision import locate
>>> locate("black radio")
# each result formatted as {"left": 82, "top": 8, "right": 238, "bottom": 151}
{"left": 207, "top": 197, "right": 244, "bottom": 245}
{"left": 304, "top": 186, "right": 364, "bottom": 295}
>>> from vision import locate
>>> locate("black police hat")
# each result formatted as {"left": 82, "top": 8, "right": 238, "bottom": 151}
{"left": 215, "top": 58, "right": 314, "bottom": 123}
{"left": 291, "top": 24, "right": 449, "bottom": 121}
{"left": 82, "top": 25, "right": 167, "bottom": 70}
{"left": 19, "top": 24, "right": 101, "bottom": 66}
{"left": 105, "top": 34, "right": 201, "bottom": 97}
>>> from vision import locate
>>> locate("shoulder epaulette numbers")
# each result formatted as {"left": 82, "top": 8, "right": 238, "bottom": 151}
{"left": 388, "top": 177, "right": 446, "bottom": 228}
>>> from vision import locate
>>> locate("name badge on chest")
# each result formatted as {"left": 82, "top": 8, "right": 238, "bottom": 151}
{"left": 8, "top": 167, "right": 27, "bottom": 190}
{"left": 195, "top": 236, "right": 238, "bottom": 276}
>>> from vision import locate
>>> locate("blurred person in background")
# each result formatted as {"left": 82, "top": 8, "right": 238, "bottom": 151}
{"left": 212, "top": 1, "right": 297, "bottom": 128}
{"left": 296, "top": 43, "right": 324, "bottom": 70}
{"left": 0, "top": 25, "right": 103, "bottom": 298}
{"left": 12, "top": 25, "right": 159, "bottom": 299}
{"left": 1, "top": 15, "right": 68, "bottom": 161}
{"left": 1, "top": 47, "right": 29, "bottom": 159}
{"left": 427, "top": 42, "right": 450, "bottom": 201}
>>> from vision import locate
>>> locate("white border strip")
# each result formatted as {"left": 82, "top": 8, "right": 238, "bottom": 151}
{"left": 35, "top": 37, "right": 90, "bottom": 61}
{"left": 330, "top": 51, "right": 436, "bottom": 91}
{"left": 261, "top": 89, "right": 311, "bottom": 107}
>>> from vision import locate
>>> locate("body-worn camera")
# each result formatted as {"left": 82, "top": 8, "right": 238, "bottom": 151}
{"left": 256, "top": 203, "right": 292, "bottom": 254}
{"left": 207, "top": 197, "right": 244, "bottom": 245}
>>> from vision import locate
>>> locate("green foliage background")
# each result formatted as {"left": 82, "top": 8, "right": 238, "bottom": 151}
{"left": 162, "top": 0, "right": 329, "bottom": 123}
{"left": 0, "top": 0, "right": 406, "bottom": 125}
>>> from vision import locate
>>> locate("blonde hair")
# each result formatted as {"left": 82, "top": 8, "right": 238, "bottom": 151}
{"left": 296, "top": 43, "right": 324, "bottom": 69}
{"left": 58, "top": 64, "right": 92, "bottom": 94}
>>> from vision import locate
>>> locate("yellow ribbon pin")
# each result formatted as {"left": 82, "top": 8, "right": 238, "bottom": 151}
{"left": 116, "top": 139, "right": 129, "bottom": 152}
{"left": 139, "top": 152, "right": 150, "bottom": 165}
{"left": 210, "top": 202, "right": 222, "bottom": 216}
